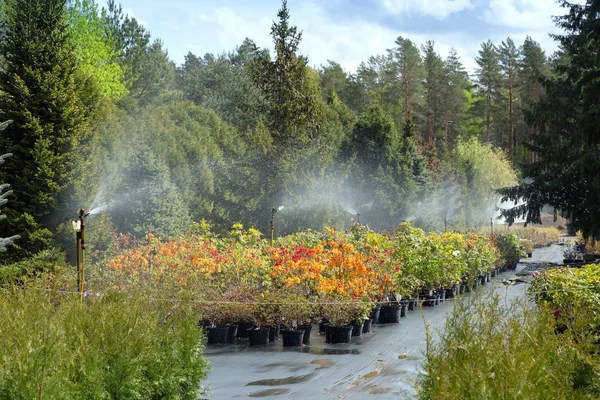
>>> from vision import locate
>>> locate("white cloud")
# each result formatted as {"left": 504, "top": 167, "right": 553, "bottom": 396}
{"left": 209, "top": 1, "right": 479, "bottom": 74}
{"left": 122, "top": 7, "right": 148, "bottom": 29}
{"left": 213, "top": 7, "right": 272, "bottom": 50}
{"left": 381, "top": 0, "right": 475, "bottom": 20}
{"left": 482, "top": 0, "right": 564, "bottom": 30}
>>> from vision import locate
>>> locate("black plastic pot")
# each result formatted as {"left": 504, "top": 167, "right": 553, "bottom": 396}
{"left": 379, "top": 304, "right": 401, "bottom": 323}
{"left": 226, "top": 324, "right": 238, "bottom": 343}
{"left": 236, "top": 321, "right": 253, "bottom": 338}
{"left": 329, "top": 325, "right": 353, "bottom": 344}
{"left": 362, "top": 318, "right": 373, "bottom": 333}
{"left": 298, "top": 324, "right": 312, "bottom": 344}
{"left": 206, "top": 326, "right": 228, "bottom": 344}
{"left": 281, "top": 329, "right": 305, "bottom": 347}
{"left": 400, "top": 301, "right": 408, "bottom": 317}
{"left": 264, "top": 324, "right": 280, "bottom": 342}
{"left": 324, "top": 323, "right": 332, "bottom": 343}
{"left": 351, "top": 321, "right": 364, "bottom": 337}
{"left": 408, "top": 299, "right": 415, "bottom": 311}
{"left": 370, "top": 304, "right": 381, "bottom": 324}
{"left": 247, "top": 328, "right": 270, "bottom": 346}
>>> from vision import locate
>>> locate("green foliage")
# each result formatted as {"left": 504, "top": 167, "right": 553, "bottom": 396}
{"left": 491, "top": 233, "right": 521, "bottom": 267}
{"left": 0, "top": 147, "right": 20, "bottom": 253}
{"left": 0, "top": 248, "right": 65, "bottom": 287}
{"left": 67, "top": 0, "right": 127, "bottom": 100}
{"left": 499, "top": 1, "right": 600, "bottom": 240}
{"left": 531, "top": 263, "right": 600, "bottom": 332}
{"left": 0, "top": 284, "right": 210, "bottom": 399}
{"left": 419, "top": 292, "right": 600, "bottom": 399}
{"left": 111, "top": 144, "right": 191, "bottom": 239}
{"left": 452, "top": 137, "right": 518, "bottom": 227}
{"left": 0, "top": 0, "right": 93, "bottom": 258}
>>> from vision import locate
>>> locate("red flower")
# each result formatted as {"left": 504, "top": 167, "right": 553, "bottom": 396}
{"left": 395, "top": 266, "right": 401, "bottom": 271}
{"left": 467, "top": 242, "right": 474, "bottom": 249}
{"left": 478, "top": 248, "right": 482, "bottom": 252}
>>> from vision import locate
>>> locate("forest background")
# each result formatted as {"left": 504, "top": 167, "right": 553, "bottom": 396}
{"left": 0, "top": 0, "right": 596, "bottom": 267}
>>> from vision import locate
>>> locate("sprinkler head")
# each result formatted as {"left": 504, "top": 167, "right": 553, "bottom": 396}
{"left": 78, "top": 208, "right": 90, "bottom": 219}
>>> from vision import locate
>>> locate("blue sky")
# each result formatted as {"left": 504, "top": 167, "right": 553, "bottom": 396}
{"left": 99, "top": 0, "right": 578, "bottom": 74}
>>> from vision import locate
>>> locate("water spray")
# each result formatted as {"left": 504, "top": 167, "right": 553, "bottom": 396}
{"left": 72, "top": 208, "right": 89, "bottom": 304}
{"left": 270, "top": 206, "right": 284, "bottom": 245}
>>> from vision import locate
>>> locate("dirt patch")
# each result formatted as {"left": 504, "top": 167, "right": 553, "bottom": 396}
{"left": 311, "top": 359, "right": 334, "bottom": 369}
{"left": 362, "top": 384, "right": 391, "bottom": 394}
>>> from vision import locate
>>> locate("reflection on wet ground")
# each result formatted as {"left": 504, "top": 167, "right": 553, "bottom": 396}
{"left": 247, "top": 388, "right": 290, "bottom": 397}
{"left": 205, "top": 244, "right": 564, "bottom": 399}
{"left": 247, "top": 373, "right": 316, "bottom": 386}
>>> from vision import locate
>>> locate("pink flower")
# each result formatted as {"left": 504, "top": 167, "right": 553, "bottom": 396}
{"left": 467, "top": 243, "right": 474, "bottom": 249}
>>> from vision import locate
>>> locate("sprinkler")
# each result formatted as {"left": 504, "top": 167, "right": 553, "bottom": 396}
{"left": 270, "top": 206, "right": 284, "bottom": 245}
{"left": 356, "top": 213, "right": 360, "bottom": 224}
{"left": 72, "top": 208, "right": 89, "bottom": 303}
{"left": 490, "top": 217, "right": 494, "bottom": 235}
{"left": 444, "top": 218, "right": 447, "bottom": 233}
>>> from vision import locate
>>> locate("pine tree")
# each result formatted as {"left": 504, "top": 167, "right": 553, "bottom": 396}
{"left": 498, "top": 38, "right": 520, "bottom": 160}
{"left": 519, "top": 37, "right": 550, "bottom": 162}
{"left": 422, "top": 41, "right": 446, "bottom": 146}
{"left": 442, "top": 49, "right": 470, "bottom": 151}
{"left": 0, "top": 0, "right": 89, "bottom": 232}
{"left": 499, "top": 1, "right": 600, "bottom": 239}
{"left": 392, "top": 37, "right": 424, "bottom": 124}
{"left": 475, "top": 41, "right": 502, "bottom": 142}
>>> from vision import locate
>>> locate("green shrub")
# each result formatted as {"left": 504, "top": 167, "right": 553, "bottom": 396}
{"left": 418, "top": 292, "right": 600, "bottom": 399}
{"left": 513, "top": 226, "right": 561, "bottom": 247}
{"left": 0, "top": 248, "right": 65, "bottom": 287}
{"left": 491, "top": 233, "right": 521, "bottom": 267}
{"left": 0, "top": 283, "right": 210, "bottom": 399}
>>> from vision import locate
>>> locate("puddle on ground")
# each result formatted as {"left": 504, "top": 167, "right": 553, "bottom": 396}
{"left": 362, "top": 384, "right": 391, "bottom": 395}
{"left": 311, "top": 359, "right": 334, "bottom": 369}
{"left": 307, "top": 347, "right": 361, "bottom": 355}
{"left": 257, "top": 362, "right": 306, "bottom": 373}
{"left": 247, "top": 388, "right": 290, "bottom": 397}
{"left": 246, "top": 373, "right": 316, "bottom": 386}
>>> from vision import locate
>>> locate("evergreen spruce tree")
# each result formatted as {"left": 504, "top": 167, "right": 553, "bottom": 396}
{"left": 0, "top": 121, "right": 19, "bottom": 252}
{"left": 0, "top": 0, "right": 89, "bottom": 237}
{"left": 499, "top": 0, "right": 600, "bottom": 239}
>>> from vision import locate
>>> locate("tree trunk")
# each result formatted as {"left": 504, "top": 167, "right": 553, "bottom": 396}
{"left": 508, "top": 83, "right": 514, "bottom": 160}
{"left": 486, "top": 91, "right": 491, "bottom": 142}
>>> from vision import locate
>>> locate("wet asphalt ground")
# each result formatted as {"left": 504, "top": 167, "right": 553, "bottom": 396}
{"left": 203, "top": 243, "right": 565, "bottom": 399}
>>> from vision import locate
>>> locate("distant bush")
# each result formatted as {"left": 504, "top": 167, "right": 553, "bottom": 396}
{"left": 512, "top": 226, "right": 561, "bottom": 247}
{"left": 491, "top": 233, "right": 521, "bottom": 268}
{"left": 0, "top": 283, "right": 210, "bottom": 399}
{"left": 418, "top": 292, "right": 600, "bottom": 399}
{"left": 0, "top": 248, "right": 65, "bottom": 287}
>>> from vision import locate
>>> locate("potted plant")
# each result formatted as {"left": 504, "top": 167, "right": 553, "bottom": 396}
{"left": 321, "top": 296, "right": 372, "bottom": 344}
{"left": 278, "top": 291, "right": 317, "bottom": 346}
